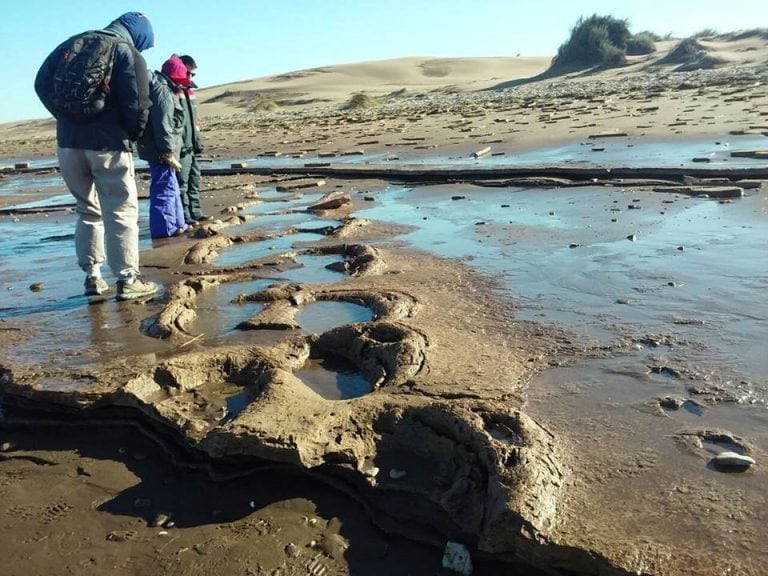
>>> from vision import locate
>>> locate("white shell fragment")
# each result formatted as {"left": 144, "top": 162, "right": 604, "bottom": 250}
{"left": 389, "top": 468, "right": 407, "bottom": 480}
{"left": 713, "top": 451, "right": 755, "bottom": 470}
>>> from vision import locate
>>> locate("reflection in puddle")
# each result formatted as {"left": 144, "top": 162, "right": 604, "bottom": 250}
{"left": 194, "top": 279, "right": 273, "bottom": 334}
{"left": 227, "top": 211, "right": 317, "bottom": 234}
{"left": 278, "top": 254, "right": 347, "bottom": 285}
{"left": 295, "top": 355, "right": 371, "bottom": 400}
{"left": 220, "top": 390, "right": 250, "bottom": 424}
{"left": 216, "top": 233, "right": 319, "bottom": 268}
{"left": 358, "top": 184, "right": 768, "bottom": 383}
{"left": 1, "top": 202, "right": 152, "bottom": 318}
{"left": 295, "top": 301, "right": 372, "bottom": 334}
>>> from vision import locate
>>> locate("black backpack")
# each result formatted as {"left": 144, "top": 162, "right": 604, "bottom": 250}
{"left": 49, "top": 31, "right": 124, "bottom": 122}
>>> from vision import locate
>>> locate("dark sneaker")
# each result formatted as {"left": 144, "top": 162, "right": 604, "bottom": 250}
{"left": 84, "top": 275, "right": 109, "bottom": 296}
{"left": 197, "top": 215, "right": 213, "bottom": 222}
{"left": 116, "top": 276, "right": 159, "bottom": 301}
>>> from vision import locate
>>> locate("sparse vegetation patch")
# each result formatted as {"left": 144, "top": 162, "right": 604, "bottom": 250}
{"left": 550, "top": 14, "right": 659, "bottom": 71}
{"left": 343, "top": 93, "right": 380, "bottom": 110}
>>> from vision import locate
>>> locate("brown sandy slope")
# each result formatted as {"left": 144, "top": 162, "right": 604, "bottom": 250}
{"left": 3, "top": 33, "right": 767, "bottom": 163}
{"left": 196, "top": 56, "right": 551, "bottom": 116}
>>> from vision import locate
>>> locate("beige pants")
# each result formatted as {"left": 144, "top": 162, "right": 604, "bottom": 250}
{"left": 58, "top": 148, "right": 140, "bottom": 279}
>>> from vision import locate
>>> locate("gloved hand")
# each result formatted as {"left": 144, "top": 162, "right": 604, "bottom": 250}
{"left": 161, "top": 153, "right": 182, "bottom": 172}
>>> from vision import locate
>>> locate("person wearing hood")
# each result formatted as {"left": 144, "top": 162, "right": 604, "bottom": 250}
{"left": 137, "top": 54, "right": 190, "bottom": 238}
{"left": 34, "top": 12, "right": 158, "bottom": 301}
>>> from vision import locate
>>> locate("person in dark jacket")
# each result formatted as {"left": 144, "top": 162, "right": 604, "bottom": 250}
{"left": 34, "top": 12, "right": 159, "bottom": 301}
{"left": 138, "top": 55, "right": 189, "bottom": 238}
{"left": 177, "top": 55, "right": 209, "bottom": 226}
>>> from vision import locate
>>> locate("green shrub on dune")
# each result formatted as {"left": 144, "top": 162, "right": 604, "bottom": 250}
{"left": 551, "top": 15, "right": 631, "bottom": 71}
{"left": 626, "top": 31, "right": 658, "bottom": 55}
{"left": 250, "top": 98, "right": 279, "bottom": 112}
{"left": 343, "top": 93, "right": 380, "bottom": 110}
{"left": 551, "top": 15, "right": 659, "bottom": 71}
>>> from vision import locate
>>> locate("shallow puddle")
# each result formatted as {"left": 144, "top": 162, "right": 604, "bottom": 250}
{"left": 161, "top": 135, "right": 768, "bottom": 171}
{"left": 414, "top": 134, "right": 768, "bottom": 169}
{"left": 216, "top": 232, "right": 320, "bottom": 268}
{"left": 226, "top": 210, "right": 318, "bottom": 234}
{"left": 358, "top": 185, "right": 768, "bottom": 385}
{"left": 295, "top": 301, "right": 373, "bottom": 334}
{"left": 193, "top": 278, "right": 273, "bottom": 334}
{"left": 0, "top": 175, "right": 67, "bottom": 199}
{"left": 295, "top": 355, "right": 372, "bottom": 400}
{"left": 0, "top": 205, "right": 153, "bottom": 318}
{"left": 277, "top": 254, "right": 347, "bottom": 284}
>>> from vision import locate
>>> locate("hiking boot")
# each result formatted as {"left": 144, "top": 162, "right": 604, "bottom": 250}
{"left": 116, "top": 276, "right": 159, "bottom": 301}
{"left": 84, "top": 275, "right": 109, "bottom": 296}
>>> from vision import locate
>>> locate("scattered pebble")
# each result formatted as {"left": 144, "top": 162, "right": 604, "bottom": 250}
{"left": 659, "top": 396, "right": 685, "bottom": 410}
{"left": 29, "top": 283, "right": 44, "bottom": 292}
{"left": 151, "top": 513, "right": 171, "bottom": 528}
{"left": 712, "top": 451, "right": 755, "bottom": 471}
{"left": 285, "top": 543, "right": 301, "bottom": 558}
{"left": 389, "top": 468, "right": 407, "bottom": 480}
{"left": 442, "top": 541, "right": 473, "bottom": 576}
{"left": 0, "top": 442, "right": 15, "bottom": 452}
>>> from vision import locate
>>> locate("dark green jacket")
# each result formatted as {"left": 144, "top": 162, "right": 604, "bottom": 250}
{"left": 180, "top": 86, "right": 203, "bottom": 154}
{"left": 137, "top": 71, "right": 185, "bottom": 162}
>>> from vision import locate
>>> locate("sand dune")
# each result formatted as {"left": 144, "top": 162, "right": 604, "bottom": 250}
{"left": 195, "top": 32, "right": 768, "bottom": 118}
{"left": 2, "top": 31, "right": 767, "bottom": 160}
{"left": 197, "top": 56, "right": 552, "bottom": 116}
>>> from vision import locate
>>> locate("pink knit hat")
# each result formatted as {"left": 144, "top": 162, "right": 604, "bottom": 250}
{"left": 161, "top": 55, "right": 191, "bottom": 86}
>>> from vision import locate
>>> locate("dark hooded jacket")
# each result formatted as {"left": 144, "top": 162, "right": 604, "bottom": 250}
{"left": 34, "top": 13, "right": 153, "bottom": 151}
{"left": 137, "top": 71, "right": 186, "bottom": 163}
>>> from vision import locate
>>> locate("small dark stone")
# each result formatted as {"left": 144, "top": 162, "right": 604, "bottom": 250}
{"left": 677, "top": 246, "right": 684, "bottom": 251}
{"left": 568, "top": 243, "right": 581, "bottom": 249}
{"left": 451, "top": 195, "right": 466, "bottom": 201}
{"left": 29, "top": 282, "right": 44, "bottom": 292}
{"left": 660, "top": 396, "right": 685, "bottom": 410}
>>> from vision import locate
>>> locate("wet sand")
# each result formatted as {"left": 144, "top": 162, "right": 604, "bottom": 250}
{"left": 2, "top": 38, "right": 768, "bottom": 576}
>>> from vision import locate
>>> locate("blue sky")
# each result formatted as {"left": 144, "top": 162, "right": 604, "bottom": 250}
{"left": 1, "top": 0, "right": 766, "bottom": 124}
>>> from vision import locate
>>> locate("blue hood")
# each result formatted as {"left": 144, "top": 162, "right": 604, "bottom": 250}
{"left": 111, "top": 12, "right": 154, "bottom": 52}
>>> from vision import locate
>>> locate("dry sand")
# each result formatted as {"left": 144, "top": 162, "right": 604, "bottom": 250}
{"left": 2, "top": 33, "right": 768, "bottom": 576}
